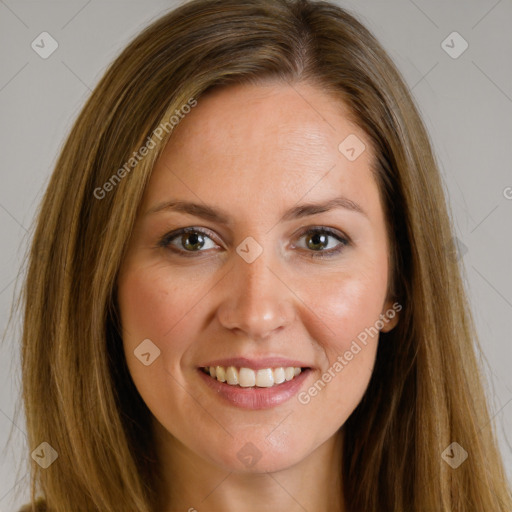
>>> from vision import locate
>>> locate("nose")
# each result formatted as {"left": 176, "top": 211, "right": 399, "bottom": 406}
{"left": 216, "top": 246, "right": 295, "bottom": 340}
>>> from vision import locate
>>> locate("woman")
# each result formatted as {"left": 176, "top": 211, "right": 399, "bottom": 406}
{"left": 15, "top": 0, "right": 511, "bottom": 510}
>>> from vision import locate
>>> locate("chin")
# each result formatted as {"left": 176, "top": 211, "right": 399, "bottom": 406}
{"left": 202, "top": 431, "right": 312, "bottom": 474}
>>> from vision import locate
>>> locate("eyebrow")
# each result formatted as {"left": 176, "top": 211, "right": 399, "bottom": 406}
{"left": 145, "top": 196, "right": 367, "bottom": 224}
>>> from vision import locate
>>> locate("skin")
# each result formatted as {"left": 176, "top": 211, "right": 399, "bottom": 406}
{"left": 117, "top": 81, "right": 399, "bottom": 512}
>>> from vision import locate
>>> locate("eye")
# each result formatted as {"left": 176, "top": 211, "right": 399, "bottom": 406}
{"left": 293, "top": 227, "right": 350, "bottom": 259}
{"left": 158, "top": 226, "right": 350, "bottom": 259}
{"left": 158, "top": 227, "right": 218, "bottom": 256}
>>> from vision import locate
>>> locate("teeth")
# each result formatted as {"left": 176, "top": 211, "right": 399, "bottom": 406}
{"left": 273, "top": 367, "right": 285, "bottom": 384}
{"left": 202, "top": 365, "right": 304, "bottom": 388}
{"left": 284, "top": 367, "right": 295, "bottom": 381}
{"left": 216, "top": 366, "right": 226, "bottom": 382}
{"left": 239, "top": 367, "right": 255, "bottom": 387}
{"left": 226, "top": 366, "right": 239, "bottom": 385}
{"left": 256, "top": 368, "right": 274, "bottom": 387}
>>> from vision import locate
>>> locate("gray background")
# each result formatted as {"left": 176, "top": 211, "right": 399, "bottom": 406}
{"left": 1, "top": 0, "right": 511, "bottom": 509}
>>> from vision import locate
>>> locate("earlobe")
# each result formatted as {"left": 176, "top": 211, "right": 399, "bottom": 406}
{"left": 379, "top": 300, "right": 401, "bottom": 332}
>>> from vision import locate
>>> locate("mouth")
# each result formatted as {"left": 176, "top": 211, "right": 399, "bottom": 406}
{"left": 198, "top": 364, "right": 312, "bottom": 409}
{"left": 200, "top": 365, "right": 310, "bottom": 388}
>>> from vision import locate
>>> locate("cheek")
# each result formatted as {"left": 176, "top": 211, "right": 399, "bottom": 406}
{"left": 118, "top": 263, "right": 202, "bottom": 342}
{"left": 117, "top": 264, "right": 207, "bottom": 384}
{"left": 301, "top": 249, "right": 389, "bottom": 353}
{"left": 116, "top": 264, "right": 215, "bottom": 433}
{"left": 295, "top": 255, "right": 388, "bottom": 418}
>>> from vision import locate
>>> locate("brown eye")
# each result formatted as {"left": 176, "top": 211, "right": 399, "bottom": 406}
{"left": 158, "top": 226, "right": 350, "bottom": 259}
{"left": 304, "top": 231, "right": 330, "bottom": 251}
{"left": 159, "top": 227, "right": 218, "bottom": 255}
{"left": 180, "top": 232, "right": 207, "bottom": 251}
{"left": 295, "top": 227, "right": 350, "bottom": 259}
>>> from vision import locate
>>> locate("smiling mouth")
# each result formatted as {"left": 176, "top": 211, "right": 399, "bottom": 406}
{"left": 200, "top": 365, "right": 310, "bottom": 388}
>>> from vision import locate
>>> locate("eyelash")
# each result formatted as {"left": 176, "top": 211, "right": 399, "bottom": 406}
{"left": 157, "top": 226, "right": 350, "bottom": 259}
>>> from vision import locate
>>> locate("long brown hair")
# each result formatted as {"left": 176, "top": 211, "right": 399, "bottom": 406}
{"left": 9, "top": 0, "right": 511, "bottom": 510}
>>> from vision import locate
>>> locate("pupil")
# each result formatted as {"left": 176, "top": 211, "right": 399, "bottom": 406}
{"left": 309, "top": 233, "right": 327, "bottom": 250}
{"left": 184, "top": 232, "right": 204, "bottom": 250}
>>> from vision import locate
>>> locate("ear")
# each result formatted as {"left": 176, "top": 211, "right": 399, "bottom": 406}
{"left": 379, "top": 299, "right": 401, "bottom": 332}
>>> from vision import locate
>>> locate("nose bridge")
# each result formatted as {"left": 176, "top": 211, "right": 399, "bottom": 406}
{"left": 217, "top": 243, "right": 294, "bottom": 339}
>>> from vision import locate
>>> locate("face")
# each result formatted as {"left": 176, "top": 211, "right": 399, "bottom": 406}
{"left": 117, "top": 81, "right": 399, "bottom": 474}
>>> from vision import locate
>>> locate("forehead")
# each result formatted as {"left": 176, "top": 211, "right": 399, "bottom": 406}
{"left": 167, "top": 82, "right": 362, "bottom": 162}
{"left": 144, "top": 81, "right": 379, "bottom": 216}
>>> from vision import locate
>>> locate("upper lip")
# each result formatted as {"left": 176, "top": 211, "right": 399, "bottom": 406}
{"left": 199, "top": 357, "right": 312, "bottom": 370}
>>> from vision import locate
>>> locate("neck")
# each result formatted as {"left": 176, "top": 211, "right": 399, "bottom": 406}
{"left": 153, "top": 421, "right": 345, "bottom": 512}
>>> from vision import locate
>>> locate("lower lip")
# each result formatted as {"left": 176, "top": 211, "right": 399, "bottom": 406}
{"left": 197, "top": 368, "right": 312, "bottom": 410}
